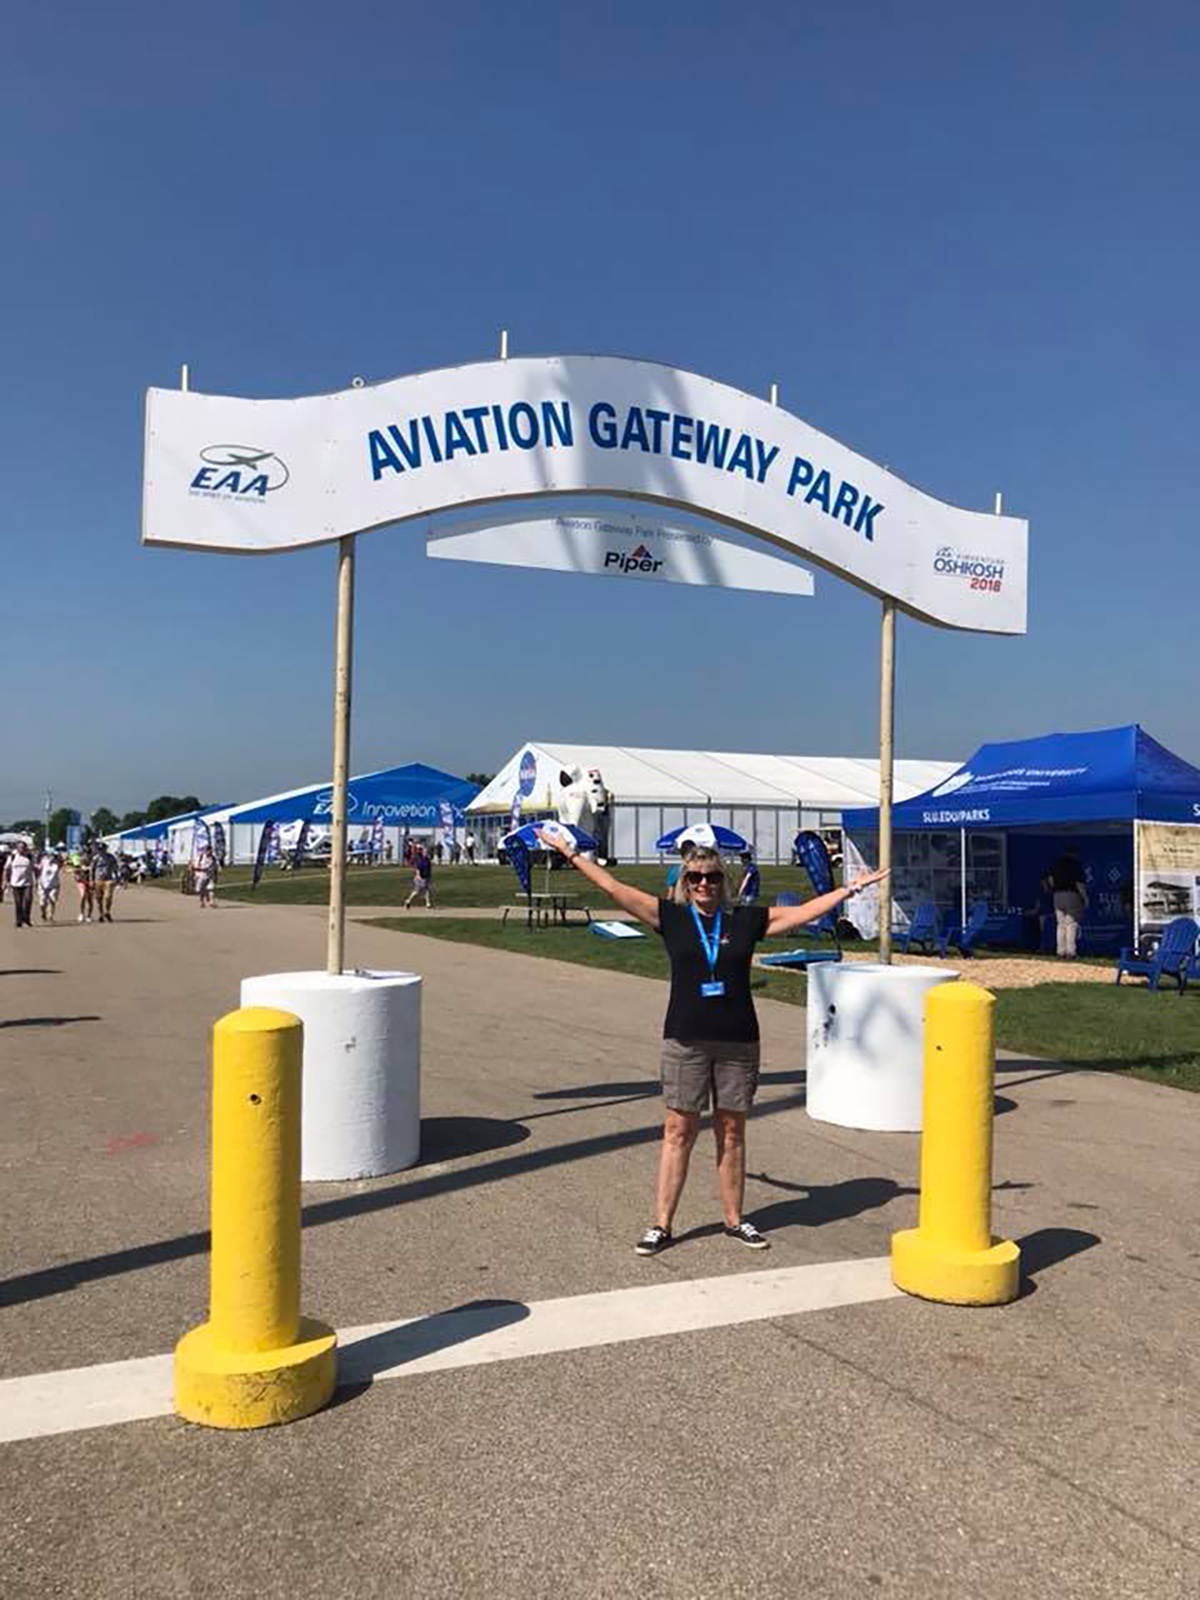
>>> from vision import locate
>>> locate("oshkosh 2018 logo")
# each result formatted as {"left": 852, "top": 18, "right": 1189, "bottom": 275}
{"left": 604, "top": 543, "right": 664, "bottom": 575}
{"left": 190, "top": 445, "right": 290, "bottom": 500}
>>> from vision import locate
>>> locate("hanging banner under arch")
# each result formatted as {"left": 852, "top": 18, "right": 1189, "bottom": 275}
{"left": 142, "top": 354, "right": 1027, "bottom": 633}
{"left": 425, "top": 505, "right": 815, "bottom": 596}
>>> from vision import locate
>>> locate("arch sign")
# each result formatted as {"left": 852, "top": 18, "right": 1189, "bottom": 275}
{"left": 142, "top": 354, "right": 1027, "bottom": 634}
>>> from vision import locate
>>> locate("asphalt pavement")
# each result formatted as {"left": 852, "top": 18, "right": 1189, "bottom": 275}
{"left": 0, "top": 884, "right": 1197, "bottom": 1598}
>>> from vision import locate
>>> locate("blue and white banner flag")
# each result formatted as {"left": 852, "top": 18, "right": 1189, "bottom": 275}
{"left": 211, "top": 821, "right": 227, "bottom": 866}
{"left": 252, "top": 821, "right": 276, "bottom": 888}
{"left": 439, "top": 800, "right": 455, "bottom": 852}
{"left": 292, "top": 819, "right": 311, "bottom": 869}
{"left": 372, "top": 817, "right": 384, "bottom": 858}
{"left": 192, "top": 817, "right": 211, "bottom": 863}
{"left": 793, "top": 831, "right": 835, "bottom": 897}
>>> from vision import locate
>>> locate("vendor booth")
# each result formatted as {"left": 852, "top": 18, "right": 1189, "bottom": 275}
{"left": 841, "top": 725, "right": 1200, "bottom": 954}
{"left": 225, "top": 763, "right": 479, "bottom": 865}
{"left": 470, "top": 741, "right": 958, "bottom": 864}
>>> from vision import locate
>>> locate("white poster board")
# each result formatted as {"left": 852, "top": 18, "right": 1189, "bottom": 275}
{"left": 1136, "top": 820, "right": 1200, "bottom": 931}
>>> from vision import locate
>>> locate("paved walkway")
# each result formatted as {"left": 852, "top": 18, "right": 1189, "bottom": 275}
{"left": 1, "top": 887, "right": 1197, "bottom": 1598}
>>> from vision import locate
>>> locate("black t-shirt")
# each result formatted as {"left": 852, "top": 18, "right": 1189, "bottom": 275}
{"left": 1049, "top": 856, "right": 1083, "bottom": 892}
{"left": 657, "top": 898, "right": 770, "bottom": 1044}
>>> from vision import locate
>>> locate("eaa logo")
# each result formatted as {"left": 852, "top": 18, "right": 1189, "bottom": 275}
{"left": 930, "top": 770, "right": 975, "bottom": 799}
{"left": 190, "top": 445, "right": 290, "bottom": 500}
{"left": 313, "top": 788, "right": 360, "bottom": 818}
{"left": 604, "top": 542, "right": 664, "bottom": 575}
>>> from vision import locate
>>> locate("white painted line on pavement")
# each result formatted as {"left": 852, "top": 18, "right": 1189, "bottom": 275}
{"left": 0, "top": 1255, "right": 899, "bottom": 1445}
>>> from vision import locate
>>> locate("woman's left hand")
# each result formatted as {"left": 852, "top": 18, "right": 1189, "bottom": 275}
{"left": 847, "top": 867, "right": 890, "bottom": 893}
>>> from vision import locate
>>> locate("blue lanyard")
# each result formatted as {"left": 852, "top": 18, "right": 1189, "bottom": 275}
{"left": 690, "top": 905, "right": 722, "bottom": 978}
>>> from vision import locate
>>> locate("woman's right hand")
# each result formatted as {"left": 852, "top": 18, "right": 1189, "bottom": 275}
{"left": 535, "top": 825, "right": 574, "bottom": 858}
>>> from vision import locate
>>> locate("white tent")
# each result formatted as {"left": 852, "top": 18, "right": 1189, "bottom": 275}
{"left": 468, "top": 742, "right": 958, "bottom": 863}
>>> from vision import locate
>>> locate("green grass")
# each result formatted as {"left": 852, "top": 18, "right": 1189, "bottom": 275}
{"left": 367, "top": 915, "right": 813, "bottom": 1007}
{"left": 179, "top": 861, "right": 827, "bottom": 911}
{"left": 991, "top": 983, "right": 1200, "bottom": 1091}
{"left": 367, "top": 916, "right": 1200, "bottom": 1093}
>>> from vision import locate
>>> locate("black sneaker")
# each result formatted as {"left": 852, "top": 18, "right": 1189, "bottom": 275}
{"left": 725, "top": 1221, "right": 769, "bottom": 1250}
{"left": 634, "top": 1225, "right": 672, "bottom": 1256}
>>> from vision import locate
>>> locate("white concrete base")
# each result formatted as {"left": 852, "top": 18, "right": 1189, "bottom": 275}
{"left": 240, "top": 970, "right": 421, "bottom": 1180}
{"left": 806, "top": 961, "right": 958, "bottom": 1132}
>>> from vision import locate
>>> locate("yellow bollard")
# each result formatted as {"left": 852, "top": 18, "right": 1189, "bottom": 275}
{"left": 891, "top": 983, "right": 1020, "bottom": 1306}
{"left": 175, "top": 1007, "right": 337, "bottom": 1427}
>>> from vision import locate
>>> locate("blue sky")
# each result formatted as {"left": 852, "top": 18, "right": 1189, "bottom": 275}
{"left": 3, "top": 3, "right": 1197, "bottom": 821}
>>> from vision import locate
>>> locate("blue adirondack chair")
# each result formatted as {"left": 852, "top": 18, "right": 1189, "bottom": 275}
{"left": 898, "top": 901, "right": 941, "bottom": 955}
{"left": 773, "top": 892, "right": 840, "bottom": 950}
{"left": 1115, "top": 917, "right": 1199, "bottom": 994}
{"left": 939, "top": 900, "right": 990, "bottom": 958}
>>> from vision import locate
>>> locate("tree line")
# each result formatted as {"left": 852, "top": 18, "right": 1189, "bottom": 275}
{"left": 3, "top": 795, "right": 206, "bottom": 850}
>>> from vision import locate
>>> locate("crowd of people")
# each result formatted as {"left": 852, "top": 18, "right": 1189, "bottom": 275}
{"left": 0, "top": 839, "right": 157, "bottom": 928}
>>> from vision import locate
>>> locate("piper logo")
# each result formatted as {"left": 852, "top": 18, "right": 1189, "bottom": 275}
{"left": 605, "top": 543, "right": 664, "bottom": 575}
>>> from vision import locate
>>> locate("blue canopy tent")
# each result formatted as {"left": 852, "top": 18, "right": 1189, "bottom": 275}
{"left": 226, "top": 764, "right": 479, "bottom": 858}
{"left": 111, "top": 807, "right": 222, "bottom": 846}
{"left": 841, "top": 726, "right": 1200, "bottom": 954}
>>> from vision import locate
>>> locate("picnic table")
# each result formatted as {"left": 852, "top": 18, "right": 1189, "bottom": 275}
{"left": 501, "top": 891, "right": 593, "bottom": 930}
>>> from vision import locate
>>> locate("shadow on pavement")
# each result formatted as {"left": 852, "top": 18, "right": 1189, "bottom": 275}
{"left": 533, "top": 1081, "right": 658, "bottom": 1100}
{"left": 418, "top": 1116, "right": 530, "bottom": 1163}
{"left": 1018, "top": 1226, "right": 1101, "bottom": 1283}
{"left": 0, "top": 1015, "right": 101, "bottom": 1030}
{"left": 334, "top": 1297, "right": 530, "bottom": 1398}
{"left": 0, "top": 1090, "right": 807, "bottom": 1310}
{"left": 534, "top": 1069, "right": 804, "bottom": 1103}
{"left": 997, "top": 1055, "right": 1198, "bottom": 1087}
{"left": 744, "top": 1174, "right": 918, "bottom": 1236}
{"left": 0, "top": 969, "right": 61, "bottom": 977}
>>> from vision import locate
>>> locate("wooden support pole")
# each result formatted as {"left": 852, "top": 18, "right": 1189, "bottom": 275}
{"left": 878, "top": 599, "right": 896, "bottom": 963}
{"left": 327, "top": 535, "right": 356, "bottom": 976}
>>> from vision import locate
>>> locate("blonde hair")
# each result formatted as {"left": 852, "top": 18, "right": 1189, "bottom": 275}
{"left": 670, "top": 847, "right": 733, "bottom": 910}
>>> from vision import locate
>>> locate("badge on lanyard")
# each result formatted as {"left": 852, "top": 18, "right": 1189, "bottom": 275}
{"left": 691, "top": 906, "right": 725, "bottom": 998}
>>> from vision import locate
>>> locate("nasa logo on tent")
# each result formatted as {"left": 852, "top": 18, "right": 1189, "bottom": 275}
{"left": 517, "top": 750, "right": 538, "bottom": 798}
{"left": 930, "top": 770, "right": 974, "bottom": 799}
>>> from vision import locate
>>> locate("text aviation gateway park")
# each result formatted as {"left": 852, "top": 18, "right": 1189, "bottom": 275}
{"left": 366, "top": 396, "right": 885, "bottom": 543}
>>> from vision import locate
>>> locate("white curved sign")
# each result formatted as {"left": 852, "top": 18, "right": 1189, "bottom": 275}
{"left": 142, "top": 354, "right": 1027, "bottom": 633}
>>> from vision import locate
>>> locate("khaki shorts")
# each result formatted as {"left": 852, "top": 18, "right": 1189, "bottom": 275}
{"left": 660, "top": 1038, "right": 761, "bottom": 1114}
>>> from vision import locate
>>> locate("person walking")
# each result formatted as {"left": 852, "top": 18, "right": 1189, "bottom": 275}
{"left": 90, "top": 843, "right": 118, "bottom": 923}
{"left": 403, "top": 842, "right": 433, "bottom": 909}
{"left": 1046, "top": 851, "right": 1088, "bottom": 959}
{"left": 194, "top": 844, "right": 217, "bottom": 908}
{"left": 73, "top": 852, "right": 94, "bottom": 923}
{"left": 736, "top": 850, "right": 761, "bottom": 904}
{"left": 539, "top": 826, "right": 888, "bottom": 1254}
{"left": 37, "top": 851, "right": 63, "bottom": 923}
{"left": 4, "top": 841, "right": 36, "bottom": 928}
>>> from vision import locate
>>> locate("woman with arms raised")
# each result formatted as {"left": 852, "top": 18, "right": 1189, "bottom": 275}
{"left": 538, "top": 828, "right": 888, "bottom": 1254}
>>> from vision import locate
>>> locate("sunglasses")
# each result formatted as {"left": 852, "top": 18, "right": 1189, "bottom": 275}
{"left": 685, "top": 870, "right": 724, "bottom": 887}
